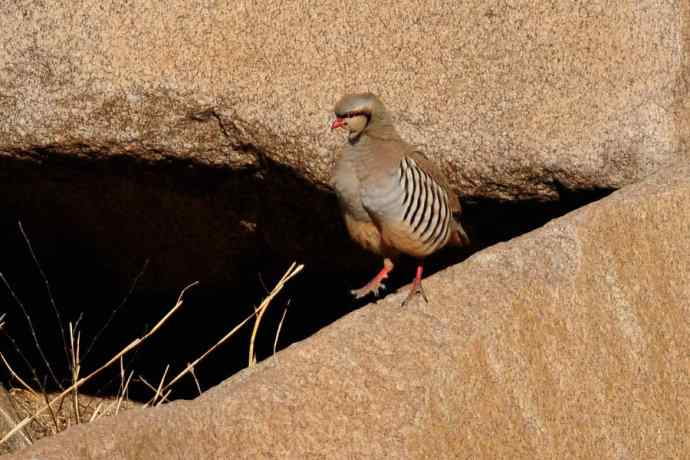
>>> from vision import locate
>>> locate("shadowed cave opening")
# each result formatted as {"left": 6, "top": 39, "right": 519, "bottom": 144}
{"left": 0, "top": 150, "right": 613, "bottom": 401}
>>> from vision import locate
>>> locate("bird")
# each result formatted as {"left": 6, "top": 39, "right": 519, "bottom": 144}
{"left": 330, "top": 92, "right": 470, "bottom": 306}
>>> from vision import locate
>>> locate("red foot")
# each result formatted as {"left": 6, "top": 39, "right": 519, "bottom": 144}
{"left": 351, "top": 263, "right": 392, "bottom": 299}
{"left": 401, "top": 264, "right": 429, "bottom": 306}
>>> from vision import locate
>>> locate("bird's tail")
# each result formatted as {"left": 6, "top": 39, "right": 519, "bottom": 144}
{"left": 455, "top": 221, "right": 471, "bottom": 246}
{"left": 449, "top": 218, "right": 471, "bottom": 247}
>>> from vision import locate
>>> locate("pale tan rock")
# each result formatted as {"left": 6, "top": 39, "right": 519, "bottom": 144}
{"left": 0, "top": 1, "right": 688, "bottom": 196}
{"left": 0, "top": 1, "right": 688, "bottom": 290}
{"left": 8, "top": 162, "right": 690, "bottom": 459}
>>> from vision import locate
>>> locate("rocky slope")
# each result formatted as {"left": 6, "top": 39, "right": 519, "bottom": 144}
{"left": 9, "top": 162, "right": 690, "bottom": 459}
{"left": 0, "top": 0, "right": 688, "bottom": 290}
{"left": 1, "top": 2, "right": 689, "bottom": 456}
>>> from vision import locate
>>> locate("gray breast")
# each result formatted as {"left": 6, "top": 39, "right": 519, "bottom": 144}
{"left": 359, "top": 166, "right": 405, "bottom": 223}
{"left": 332, "top": 152, "right": 371, "bottom": 222}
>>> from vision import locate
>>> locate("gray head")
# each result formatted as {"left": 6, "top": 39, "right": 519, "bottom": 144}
{"left": 330, "top": 93, "right": 393, "bottom": 141}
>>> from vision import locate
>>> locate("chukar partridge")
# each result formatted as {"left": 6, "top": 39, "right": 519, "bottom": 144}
{"left": 330, "top": 92, "right": 470, "bottom": 305}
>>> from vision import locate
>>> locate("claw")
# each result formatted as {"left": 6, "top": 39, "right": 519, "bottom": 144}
{"left": 351, "top": 260, "right": 392, "bottom": 300}
{"left": 351, "top": 278, "right": 387, "bottom": 299}
{"left": 400, "top": 280, "right": 428, "bottom": 306}
{"left": 351, "top": 282, "right": 386, "bottom": 299}
{"left": 400, "top": 264, "right": 429, "bottom": 307}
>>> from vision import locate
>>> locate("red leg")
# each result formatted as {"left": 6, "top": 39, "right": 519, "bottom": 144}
{"left": 351, "top": 258, "right": 394, "bottom": 299}
{"left": 401, "top": 263, "right": 429, "bottom": 306}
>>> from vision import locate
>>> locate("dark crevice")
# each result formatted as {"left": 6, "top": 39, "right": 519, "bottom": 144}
{"left": 189, "top": 109, "right": 263, "bottom": 164}
{"left": 460, "top": 185, "right": 614, "bottom": 249}
{"left": 0, "top": 150, "right": 613, "bottom": 401}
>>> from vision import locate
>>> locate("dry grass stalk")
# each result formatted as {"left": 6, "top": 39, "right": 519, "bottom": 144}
{"left": 0, "top": 281, "right": 198, "bottom": 447}
{"left": 87, "top": 402, "right": 103, "bottom": 423}
{"left": 161, "top": 262, "right": 303, "bottom": 393}
{"left": 137, "top": 377, "right": 159, "bottom": 395}
{"left": 68, "top": 322, "right": 81, "bottom": 425}
{"left": 273, "top": 304, "right": 289, "bottom": 356}
{"left": 2, "top": 261, "right": 302, "bottom": 450}
{"left": 39, "top": 391, "right": 59, "bottom": 435}
{"left": 112, "top": 371, "right": 134, "bottom": 416}
{"left": 156, "top": 390, "right": 172, "bottom": 407}
{"left": 0, "top": 273, "right": 60, "bottom": 389}
{"left": 0, "top": 353, "right": 38, "bottom": 398}
{"left": 144, "top": 365, "right": 170, "bottom": 408}
{"left": 248, "top": 263, "right": 302, "bottom": 367}
{"left": 188, "top": 365, "right": 203, "bottom": 396}
{"left": 18, "top": 222, "right": 69, "bottom": 387}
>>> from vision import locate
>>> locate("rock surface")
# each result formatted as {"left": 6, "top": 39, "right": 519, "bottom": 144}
{"left": 1, "top": 1, "right": 688, "bottom": 197}
{"left": 0, "top": 1, "right": 688, "bottom": 291}
{"left": 8, "top": 162, "right": 690, "bottom": 458}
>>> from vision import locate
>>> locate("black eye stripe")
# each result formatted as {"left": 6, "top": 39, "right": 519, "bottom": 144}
{"left": 338, "top": 111, "right": 367, "bottom": 118}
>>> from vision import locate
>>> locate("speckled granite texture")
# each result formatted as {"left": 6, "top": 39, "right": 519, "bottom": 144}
{"left": 1, "top": 1, "right": 688, "bottom": 198}
{"left": 9, "top": 162, "right": 690, "bottom": 459}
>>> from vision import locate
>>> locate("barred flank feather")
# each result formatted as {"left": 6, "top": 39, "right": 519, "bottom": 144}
{"left": 399, "top": 157, "right": 454, "bottom": 253}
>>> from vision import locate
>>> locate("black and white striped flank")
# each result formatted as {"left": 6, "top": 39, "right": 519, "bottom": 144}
{"left": 399, "top": 157, "right": 452, "bottom": 251}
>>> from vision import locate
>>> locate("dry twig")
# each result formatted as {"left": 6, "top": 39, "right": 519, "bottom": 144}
{"left": 161, "top": 263, "right": 303, "bottom": 393}
{"left": 249, "top": 263, "right": 302, "bottom": 367}
{"left": 0, "top": 281, "right": 198, "bottom": 447}
{"left": 273, "top": 303, "right": 289, "bottom": 356}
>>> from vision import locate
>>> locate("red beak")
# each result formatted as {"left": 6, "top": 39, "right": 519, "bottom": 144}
{"left": 330, "top": 117, "right": 346, "bottom": 130}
